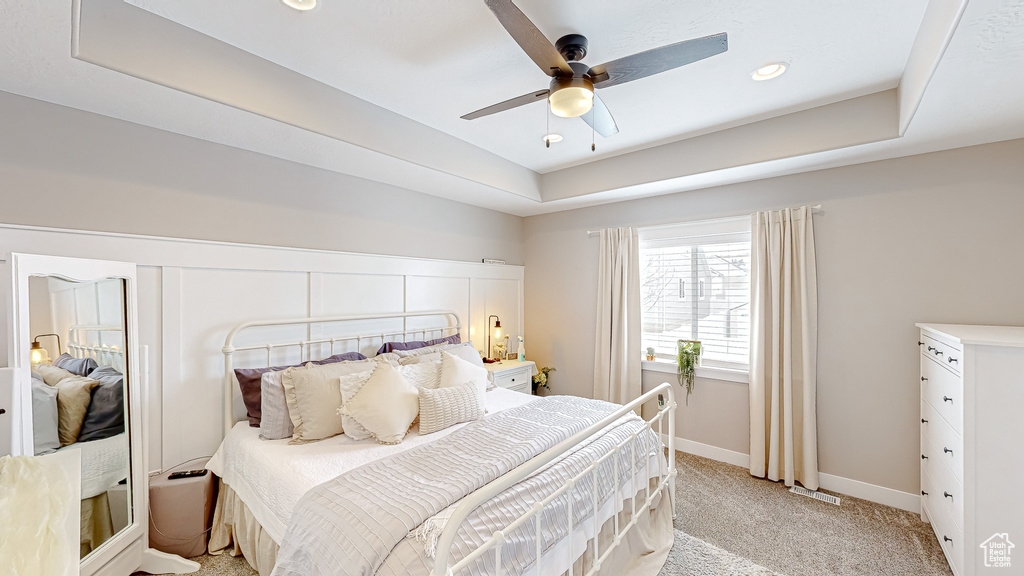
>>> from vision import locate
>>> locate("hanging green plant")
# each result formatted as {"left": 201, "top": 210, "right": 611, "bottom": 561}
{"left": 677, "top": 339, "right": 702, "bottom": 404}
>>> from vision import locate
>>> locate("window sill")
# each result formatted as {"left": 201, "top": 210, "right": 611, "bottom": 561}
{"left": 641, "top": 360, "right": 749, "bottom": 384}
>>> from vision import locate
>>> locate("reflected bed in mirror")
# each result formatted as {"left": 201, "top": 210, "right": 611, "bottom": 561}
{"left": 28, "top": 275, "right": 131, "bottom": 559}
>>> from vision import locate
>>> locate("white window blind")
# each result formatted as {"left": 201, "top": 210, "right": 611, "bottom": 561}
{"left": 640, "top": 217, "right": 751, "bottom": 371}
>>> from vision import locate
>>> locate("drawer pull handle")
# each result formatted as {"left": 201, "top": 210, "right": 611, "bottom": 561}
{"left": 921, "top": 377, "right": 928, "bottom": 382}
{"left": 934, "top": 350, "right": 944, "bottom": 356}
{"left": 948, "top": 357, "right": 958, "bottom": 364}
{"left": 921, "top": 490, "right": 929, "bottom": 496}
{"left": 944, "top": 536, "right": 953, "bottom": 545}
{"left": 944, "top": 491, "right": 953, "bottom": 500}
{"left": 921, "top": 454, "right": 928, "bottom": 460}
{"left": 0, "top": 408, "right": 5, "bottom": 415}
{"left": 943, "top": 396, "right": 953, "bottom": 404}
{"left": 921, "top": 418, "right": 928, "bottom": 423}
{"left": 918, "top": 341, "right": 924, "bottom": 346}
{"left": 944, "top": 447, "right": 954, "bottom": 456}
{"left": 927, "top": 346, "right": 936, "bottom": 352}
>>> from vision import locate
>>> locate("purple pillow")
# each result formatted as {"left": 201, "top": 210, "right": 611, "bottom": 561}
{"left": 375, "top": 333, "right": 461, "bottom": 355}
{"left": 53, "top": 353, "right": 99, "bottom": 377}
{"left": 233, "top": 351, "right": 366, "bottom": 427}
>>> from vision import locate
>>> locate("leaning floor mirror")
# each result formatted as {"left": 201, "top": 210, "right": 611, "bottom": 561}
{"left": 3, "top": 253, "right": 197, "bottom": 576}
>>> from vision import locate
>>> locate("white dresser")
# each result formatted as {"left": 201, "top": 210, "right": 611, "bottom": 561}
{"left": 917, "top": 323, "right": 1024, "bottom": 575}
{"left": 485, "top": 359, "right": 535, "bottom": 395}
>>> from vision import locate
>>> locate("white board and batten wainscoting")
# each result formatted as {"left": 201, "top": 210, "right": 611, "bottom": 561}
{"left": 0, "top": 224, "right": 524, "bottom": 473}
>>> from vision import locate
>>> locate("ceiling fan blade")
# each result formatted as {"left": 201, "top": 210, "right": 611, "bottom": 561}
{"left": 484, "top": 0, "right": 573, "bottom": 77}
{"left": 580, "top": 94, "right": 618, "bottom": 138}
{"left": 461, "top": 89, "right": 550, "bottom": 120}
{"left": 589, "top": 32, "right": 728, "bottom": 88}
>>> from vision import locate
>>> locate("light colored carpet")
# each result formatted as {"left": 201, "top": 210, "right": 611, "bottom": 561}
{"left": 659, "top": 530, "right": 783, "bottom": 576}
{"left": 137, "top": 451, "right": 952, "bottom": 576}
{"left": 670, "top": 451, "right": 952, "bottom": 576}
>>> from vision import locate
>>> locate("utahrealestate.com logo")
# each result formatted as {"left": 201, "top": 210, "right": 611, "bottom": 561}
{"left": 980, "top": 533, "right": 1014, "bottom": 568}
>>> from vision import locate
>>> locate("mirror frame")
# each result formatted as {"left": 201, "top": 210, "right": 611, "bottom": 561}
{"left": 6, "top": 252, "right": 145, "bottom": 576}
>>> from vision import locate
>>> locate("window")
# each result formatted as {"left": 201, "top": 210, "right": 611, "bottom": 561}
{"left": 640, "top": 217, "right": 751, "bottom": 371}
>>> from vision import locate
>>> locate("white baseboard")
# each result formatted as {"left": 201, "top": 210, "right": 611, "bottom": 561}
{"left": 817, "top": 473, "right": 920, "bottom": 514}
{"left": 663, "top": 435, "right": 920, "bottom": 514}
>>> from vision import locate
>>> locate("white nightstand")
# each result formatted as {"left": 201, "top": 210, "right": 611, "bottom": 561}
{"left": 485, "top": 359, "right": 536, "bottom": 395}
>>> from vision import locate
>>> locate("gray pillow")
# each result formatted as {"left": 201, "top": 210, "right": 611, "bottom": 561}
{"left": 259, "top": 370, "right": 294, "bottom": 440}
{"left": 78, "top": 366, "right": 125, "bottom": 443}
{"left": 31, "top": 380, "right": 60, "bottom": 455}
{"left": 54, "top": 353, "right": 99, "bottom": 377}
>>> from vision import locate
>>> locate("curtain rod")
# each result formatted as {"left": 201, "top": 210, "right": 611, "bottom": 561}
{"left": 586, "top": 204, "right": 823, "bottom": 237}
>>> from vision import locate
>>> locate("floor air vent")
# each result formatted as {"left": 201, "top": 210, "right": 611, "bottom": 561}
{"left": 789, "top": 486, "right": 841, "bottom": 506}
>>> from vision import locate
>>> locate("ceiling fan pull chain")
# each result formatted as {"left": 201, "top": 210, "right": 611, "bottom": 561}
{"left": 545, "top": 98, "right": 550, "bottom": 148}
{"left": 591, "top": 108, "right": 596, "bottom": 152}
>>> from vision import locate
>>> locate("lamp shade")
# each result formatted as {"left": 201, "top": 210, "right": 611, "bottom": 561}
{"left": 30, "top": 341, "right": 50, "bottom": 365}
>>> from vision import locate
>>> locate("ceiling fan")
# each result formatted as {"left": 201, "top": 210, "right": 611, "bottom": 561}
{"left": 462, "top": 0, "right": 729, "bottom": 141}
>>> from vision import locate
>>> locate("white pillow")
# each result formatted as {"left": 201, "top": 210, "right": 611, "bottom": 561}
{"left": 337, "top": 370, "right": 375, "bottom": 441}
{"left": 31, "top": 380, "right": 60, "bottom": 455}
{"left": 419, "top": 379, "right": 485, "bottom": 435}
{"left": 372, "top": 352, "right": 401, "bottom": 367}
{"left": 398, "top": 343, "right": 484, "bottom": 368}
{"left": 438, "top": 351, "right": 489, "bottom": 413}
{"left": 282, "top": 359, "right": 375, "bottom": 444}
{"left": 397, "top": 361, "right": 441, "bottom": 390}
{"left": 259, "top": 371, "right": 293, "bottom": 441}
{"left": 338, "top": 363, "right": 419, "bottom": 445}
{"left": 393, "top": 341, "right": 460, "bottom": 359}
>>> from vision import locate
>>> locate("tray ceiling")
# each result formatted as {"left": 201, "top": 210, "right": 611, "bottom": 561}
{"left": 0, "top": 0, "right": 1022, "bottom": 216}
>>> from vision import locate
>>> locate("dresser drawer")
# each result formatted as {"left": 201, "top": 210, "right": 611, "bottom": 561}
{"left": 922, "top": 334, "right": 962, "bottom": 376}
{"left": 492, "top": 367, "right": 532, "bottom": 392}
{"left": 921, "top": 400, "right": 963, "bottom": 484}
{"left": 923, "top": 491, "right": 964, "bottom": 576}
{"left": 921, "top": 354, "right": 963, "bottom": 433}
{"left": 922, "top": 434, "right": 964, "bottom": 532}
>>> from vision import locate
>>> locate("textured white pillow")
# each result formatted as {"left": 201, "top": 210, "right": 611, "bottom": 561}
{"left": 372, "top": 352, "right": 401, "bottom": 367}
{"left": 282, "top": 359, "right": 375, "bottom": 444}
{"left": 397, "top": 360, "right": 441, "bottom": 390}
{"left": 338, "top": 363, "right": 419, "bottom": 445}
{"left": 337, "top": 370, "right": 375, "bottom": 441}
{"left": 393, "top": 341, "right": 460, "bottom": 359}
{"left": 419, "top": 379, "right": 485, "bottom": 434}
{"left": 259, "top": 371, "right": 293, "bottom": 441}
{"left": 398, "top": 343, "right": 484, "bottom": 368}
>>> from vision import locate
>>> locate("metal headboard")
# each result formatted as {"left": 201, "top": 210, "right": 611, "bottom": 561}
{"left": 67, "top": 324, "right": 125, "bottom": 372}
{"left": 220, "top": 310, "right": 461, "bottom": 435}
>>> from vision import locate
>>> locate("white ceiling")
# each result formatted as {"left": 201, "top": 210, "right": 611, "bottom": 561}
{"left": 126, "top": 0, "right": 928, "bottom": 173}
{"left": 0, "top": 0, "right": 1022, "bottom": 216}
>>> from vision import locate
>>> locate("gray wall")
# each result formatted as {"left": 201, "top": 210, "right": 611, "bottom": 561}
{"left": 524, "top": 138, "right": 1024, "bottom": 495}
{"left": 0, "top": 91, "right": 523, "bottom": 265}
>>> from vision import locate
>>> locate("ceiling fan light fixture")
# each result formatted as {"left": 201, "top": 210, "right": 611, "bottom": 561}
{"left": 752, "top": 62, "right": 787, "bottom": 81}
{"left": 548, "top": 77, "right": 594, "bottom": 118}
{"left": 281, "top": 0, "right": 317, "bottom": 11}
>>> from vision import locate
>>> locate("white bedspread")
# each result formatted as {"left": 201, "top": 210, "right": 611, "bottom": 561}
{"left": 206, "top": 387, "right": 538, "bottom": 543}
{"left": 56, "top": 433, "right": 128, "bottom": 500}
{"left": 272, "top": 395, "right": 660, "bottom": 576}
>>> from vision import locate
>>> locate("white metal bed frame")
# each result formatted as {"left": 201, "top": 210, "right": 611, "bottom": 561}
{"left": 221, "top": 310, "right": 461, "bottom": 436}
{"left": 219, "top": 310, "right": 677, "bottom": 576}
{"left": 67, "top": 324, "right": 126, "bottom": 371}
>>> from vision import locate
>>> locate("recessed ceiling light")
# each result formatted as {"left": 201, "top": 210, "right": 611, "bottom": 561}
{"left": 752, "top": 62, "right": 787, "bottom": 81}
{"left": 543, "top": 133, "right": 563, "bottom": 143}
{"left": 282, "top": 0, "right": 316, "bottom": 11}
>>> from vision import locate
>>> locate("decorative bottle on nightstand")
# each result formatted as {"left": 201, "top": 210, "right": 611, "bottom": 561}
{"left": 517, "top": 335, "right": 525, "bottom": 361}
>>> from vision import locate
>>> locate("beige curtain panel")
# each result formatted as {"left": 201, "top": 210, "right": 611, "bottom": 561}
{"left": 593, "top": 227, "right": 642, "bottom": 409}
{"left": 749, "top": 206, "right": 819, "bottom": 490}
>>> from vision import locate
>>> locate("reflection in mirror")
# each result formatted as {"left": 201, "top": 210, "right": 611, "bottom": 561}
{"left": 28, "top": 275, "right": 131, "bottom": 559}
